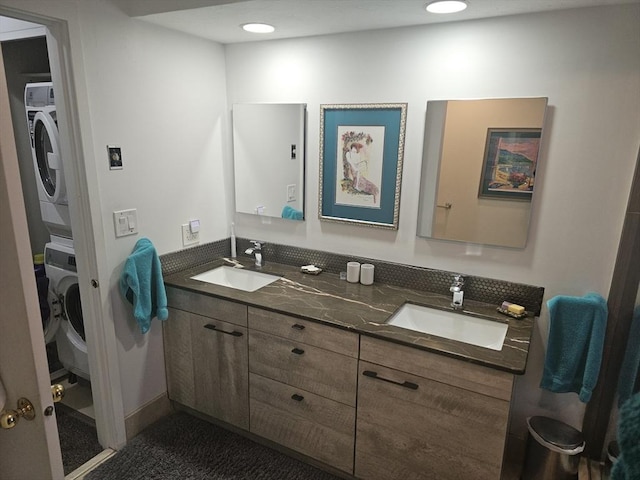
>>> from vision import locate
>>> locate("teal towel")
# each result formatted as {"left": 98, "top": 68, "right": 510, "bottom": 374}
{"left": 618, "top": 306, "right": 640, "bottom": 407}
{"left": 540, "top": 293, "right": 608, "bottom": 402}
{"left": 611, "top": 392, "right": 640, "bottom": 480}
{"left": 281, "top": 205, "right": 303, "bottom": 220}
{"left": 120, "top": 238, "right": 168, "bottom": 334}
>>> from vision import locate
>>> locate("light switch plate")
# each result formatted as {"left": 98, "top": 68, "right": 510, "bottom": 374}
{"left": 113, "top": 209, "right": 138, "bottom": 237}
{"left": 287, "top": 184, "right": 296, "bottom": 202}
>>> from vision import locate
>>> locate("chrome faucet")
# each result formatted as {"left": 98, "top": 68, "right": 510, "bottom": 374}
{"left": 245, "top": 240, "right": 265, "bottom": 268}
{"left": 450, "top": 274, "right": 465, "bottom": 309}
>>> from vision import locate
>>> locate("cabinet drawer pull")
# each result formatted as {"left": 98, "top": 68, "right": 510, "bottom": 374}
{"left": 291, "top": 393, "right": 304, "bottom": 402}
{"left": 291, "top": 347, "right": 305, "bottom": 355}
{"left": 291, "top": 323, "right": 306, "bottom": 330}
{"left": 362, "top": 370, "right": 418, "bottom": 390}
{"left": 203, "top": 324, "right": 243, "bottom": 337}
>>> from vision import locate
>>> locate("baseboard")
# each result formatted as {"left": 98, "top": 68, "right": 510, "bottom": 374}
{"left": 124, "top": 392, "right": 172, "bottom": 440}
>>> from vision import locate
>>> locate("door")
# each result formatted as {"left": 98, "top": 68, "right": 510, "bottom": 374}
{"left": 0, "top": 45, "right": 64, "bottom": 480}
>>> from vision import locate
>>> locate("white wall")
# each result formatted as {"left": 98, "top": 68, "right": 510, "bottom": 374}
{"left": 75, "top": 1, "right": 230, "bottom": 415}
{"left": 225, "top": 5, "right": 640, "bottom": 438}
{"left": 0, "top": 0, "right": 231, "bottom": 416}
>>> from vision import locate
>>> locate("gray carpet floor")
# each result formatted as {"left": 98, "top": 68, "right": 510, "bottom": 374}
{"left": 86, "top": 411, "right": 342, "bottom": 480}
{"left": 55, "top": 403, "right": 103, "bottom": 475}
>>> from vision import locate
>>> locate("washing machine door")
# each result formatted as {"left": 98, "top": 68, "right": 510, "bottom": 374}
{"left": 55, "top": 278, "right": 90, "bottom": 381}
{"left": 32, "top": 110, "right": 66, "bottom": 204}
{"left": 60, "top": 282, "right": 85, "bottom": 342}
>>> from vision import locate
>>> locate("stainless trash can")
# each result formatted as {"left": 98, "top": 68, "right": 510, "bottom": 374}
{"left": 521, "top": 416, "right": 585, "bottom": 480}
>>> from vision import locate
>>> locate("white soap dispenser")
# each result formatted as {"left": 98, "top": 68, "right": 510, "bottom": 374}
{"left": 230, "top": 222, "right": 237, "bottom": 258}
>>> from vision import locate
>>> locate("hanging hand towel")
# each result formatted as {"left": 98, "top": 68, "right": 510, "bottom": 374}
{"left": 618, "top": 306, "right": 640, "bottom": 407}
{"left": 281, "top": 205, "right": 303, "bottom": 220}
{"left": 120, "top": 238, "right": 168, "bottom": 334}
{"left": 540, "top": 292, "right": 608, "bottom": 403}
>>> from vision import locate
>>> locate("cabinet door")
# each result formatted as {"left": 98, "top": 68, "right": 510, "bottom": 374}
{"left": 355, "top": 361, "right": 510, "bottom": 480}
{"left": 163, "top": 307, "right": 195, "bottom": 408}
{"left": 191, "top": 312, "right": 249, "bottom": 430}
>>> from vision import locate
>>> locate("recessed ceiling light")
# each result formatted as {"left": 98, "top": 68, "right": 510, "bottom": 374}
{"left": 425, "top": 1, "right": 468, "bottom": 14}
{"left": 241, "top": 23, "right": 275, "bottom": 34}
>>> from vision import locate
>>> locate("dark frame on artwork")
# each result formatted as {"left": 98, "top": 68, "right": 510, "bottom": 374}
{"left": 478, "top": 128, "right": 542, "bottom": 201}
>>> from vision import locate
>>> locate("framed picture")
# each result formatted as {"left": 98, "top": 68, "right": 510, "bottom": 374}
{"left": 319, "top": 103, "right": 407, "bottom": 229}
{"left": 478, "top": 128, "right": 542, "bottom": 200}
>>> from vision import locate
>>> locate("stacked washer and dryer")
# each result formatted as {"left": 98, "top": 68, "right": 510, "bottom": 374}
{"left": 25, "top": 82, "right": 90, "bottom": 382}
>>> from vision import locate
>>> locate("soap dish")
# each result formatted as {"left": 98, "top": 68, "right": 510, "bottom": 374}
{"left": 300, "top": 265, "right": 322, "bottom": 275}
{"left": 497, "top": 307, "right": 527, "bottom": 319}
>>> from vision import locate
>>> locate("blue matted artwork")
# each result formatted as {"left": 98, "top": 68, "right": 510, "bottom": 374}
{"left": 319, "top": 103, "right": 407, "bottom": 229}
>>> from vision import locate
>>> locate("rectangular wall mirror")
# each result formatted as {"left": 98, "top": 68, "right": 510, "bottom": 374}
{"left": 232, "top": 103, "right": 306, "bottom": 221}
{"left": 417, "top": 97, "right": 548, "bottom": 248}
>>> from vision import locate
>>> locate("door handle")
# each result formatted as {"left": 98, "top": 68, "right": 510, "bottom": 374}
{"left": 1, "top": 398, "right": 36, "bottom": 429}
{"left": 362, "top": 370, "right": 419, "bottom": 390}
{"left": 204, "top": 324, "right": 243, "bottom": 337}
{"left": 51, "top": 384, "right": 65, "bottom": 403}
{"left": 1, "top": 383, "right": 66, "bottom": 428}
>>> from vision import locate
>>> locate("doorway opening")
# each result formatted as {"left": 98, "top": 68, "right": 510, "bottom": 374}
{"left": 1, "top": 15, "right": 107, "bottom": 477}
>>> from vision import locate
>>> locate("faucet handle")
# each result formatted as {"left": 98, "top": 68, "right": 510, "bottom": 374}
{"left": 249, "top": 240, "right": 264, "bottom": 249}
{"left": 450, "top": 274, "right": 465, "bottom": 292}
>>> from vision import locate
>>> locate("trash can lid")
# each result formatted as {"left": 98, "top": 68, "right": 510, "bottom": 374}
{"left": 528, "top": 416, "right": 585, "bottom": 450}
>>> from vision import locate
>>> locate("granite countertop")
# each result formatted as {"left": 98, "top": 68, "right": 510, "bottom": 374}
{"left": 163, "top": 258, "right": 534, "bottom": 374}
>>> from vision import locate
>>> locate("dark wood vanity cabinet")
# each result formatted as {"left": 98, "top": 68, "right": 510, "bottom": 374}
{"left": 355, "top": 336, "right": 514, "bottom": 480}
{"left": 163, "top": 286, "right": 519, "bottom": 479}
{"left": 164, "top": 286, "right": 250, "bottom": 430}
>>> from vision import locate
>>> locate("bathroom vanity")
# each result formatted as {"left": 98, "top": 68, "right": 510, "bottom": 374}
{"left": 163, "top": 258, "right": 536, "bottom": 480}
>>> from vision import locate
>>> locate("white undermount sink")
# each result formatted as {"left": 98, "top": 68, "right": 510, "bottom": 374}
{"left": 190, "top": 266, "right": 280, "bottom": 292}
{"left": 386, "top": 303, "right": 508, "bottom": 351}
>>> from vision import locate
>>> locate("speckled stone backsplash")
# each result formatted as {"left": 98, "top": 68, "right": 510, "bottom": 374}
{"left": 160, "top": 237, "right": 545, "bottom": 316}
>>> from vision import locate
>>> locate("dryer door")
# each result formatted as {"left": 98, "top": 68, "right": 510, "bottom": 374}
{"left": 32, "top": 111, "right": 66, "bottom": 204}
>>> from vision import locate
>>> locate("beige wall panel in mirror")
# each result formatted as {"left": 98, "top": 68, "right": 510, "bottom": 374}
{"left": 233, "top": 103, "right": 306, "bottom": 221}
{"left": 417, "top": 97, "right": 548, "bottom": 248}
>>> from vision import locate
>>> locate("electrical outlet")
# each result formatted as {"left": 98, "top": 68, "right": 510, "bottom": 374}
{"left": 182, "top": 224, "right": 200, "bottom": 246}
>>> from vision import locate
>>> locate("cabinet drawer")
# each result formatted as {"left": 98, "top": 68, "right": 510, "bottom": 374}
{"left": 248, "top": 307, "right": 358, "bottom": 357}
{"left": 163, "top": 308, "right": 195, "bottom": 408}
{"left": 360, "top": 335, "right": 513, "bottom": 400}
{"left": 250, "top": 373, "right": 355, "bottom": 474}
{"left": 355, "top": 361, "right": 509, "bottom": 480}
{"left": 191, "top": 313, "right": 249, "bottom": 430}
{"left": 166, "top": 285, "right": 247, "bottom": 327}
{"left": 249, "top": 330, "right": 358, "bottom": 406}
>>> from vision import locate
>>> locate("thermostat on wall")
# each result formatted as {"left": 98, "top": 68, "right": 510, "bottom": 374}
{"left": 107, "top": 145, "right": 123, "bottom": 170}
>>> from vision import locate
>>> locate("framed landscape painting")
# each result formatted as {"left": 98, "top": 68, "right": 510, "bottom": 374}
{"left": 319, "top": 103, "right": 407, "bottom": 229}
{"left": 478, "top": 128, "right": 542, "bottom": 201}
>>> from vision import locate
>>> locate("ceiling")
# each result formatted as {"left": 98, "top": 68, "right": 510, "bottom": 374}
{"left": 122, "top": 0, "right": 639, "bottom": 44}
